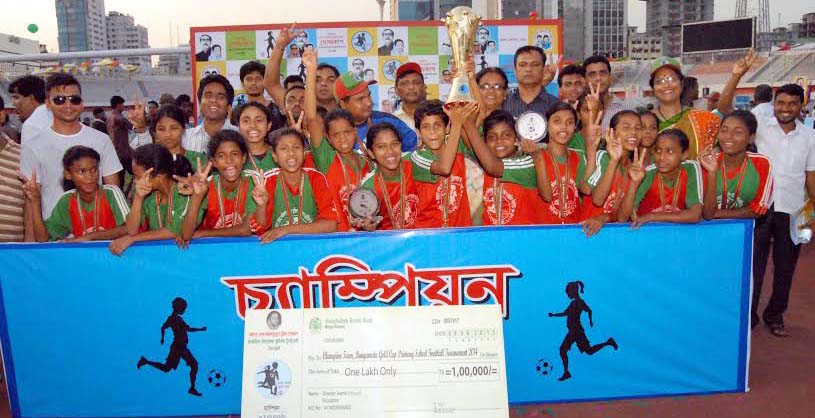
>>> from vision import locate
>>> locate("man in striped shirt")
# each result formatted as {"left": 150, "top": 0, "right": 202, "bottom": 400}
{"left": 0, "top": 130, "right": 24, "bottom": 242}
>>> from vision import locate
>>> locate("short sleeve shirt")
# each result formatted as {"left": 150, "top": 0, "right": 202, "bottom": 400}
{"left": 410, "top": 141, "right": 472, "bottom": 228}
{"left": 360, "top": 159, "right": 420, "bottom": 230}
{"left": 312, "top": 139, "right": 371, "bottom": 232}
{"left": 701, "top": 152, "right": 773, "bottom": 215}
{"left": 634, "top": 161, "right": 703, "bottom": 216}
{"left": 20, "top": 125, "right": 124, "bottom": 218}
{"left": 141, "top": 185, "right": 202, "bottom": 235}
{"left": 201, "top": 175, "right": 257, "bottom": 230}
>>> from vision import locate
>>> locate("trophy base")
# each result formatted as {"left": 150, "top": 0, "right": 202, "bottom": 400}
{"left": 445, "top": 74, "right": 474, "bottom": 110}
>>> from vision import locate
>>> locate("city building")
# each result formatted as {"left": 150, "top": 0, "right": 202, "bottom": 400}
{"left": 757, "top": 27, "right": 794, "bottom": 51}
{"left": 55, "top": 0, "right": 108, "bottom": 52}
{"left": 640, "top": 0, "right": 714, "bottom": 57}
{"left": 105, "top": 11, "right": 150, "bottom": 70}
{"left": 591, "top": 0, "right": 627, "bottom": 58}
{"left": 157, "top": 45, "right": 191, "bottom": 75}
{"left": 627, "top": 26, "right": 662, "bottom": 60}
{"left": 0, "top": 33, "right": 43, "bottom": 78}
{"left": 800, "top": 12, "right": 815, "bottom": 39}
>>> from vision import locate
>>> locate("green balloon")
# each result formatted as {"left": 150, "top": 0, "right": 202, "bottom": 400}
{"left": 27, "top": 24, "right": 38, "bottom": 34}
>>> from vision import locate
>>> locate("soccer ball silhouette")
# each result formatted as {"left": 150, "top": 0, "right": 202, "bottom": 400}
{"left": 536, "top": 359, "right": 553, "bottom": 376}
{"left": 208, "top": 369, "right": 226, "bottom": 387}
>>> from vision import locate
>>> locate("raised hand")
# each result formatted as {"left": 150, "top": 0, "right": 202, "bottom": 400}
{"left": 628, "top": 147, "right": 647, "bottom": 184}
{"left": 302, "top": 48, "right": 317, "bottom": 71}
{"left": 287, "top": 110, "right": 305, "bottom": 133}
{"left": 250, "top": 173, "right": 269, "bottom": 207}
{"left": 276, "top": 23, "right": 304, "bottom": 50}
{"left": 732, "top": 48, "right": 756, "bottom": 76}
{"left": 697, "top": 145, "right": 719, "bottom": 173}
{"left": 18, "top": 169, "right": 41, "bottom": 202}
{"left": 586, "top": 82, "right": 602, "bottom": 113}
{"left": 445, "top": 101, "right": 478, "bottom": 126}
{"left": 541, "top": 53, "right": 561, "bottom": 86}
{"left": 605, "top": 127, "right": 623, "bottom": 161}
{"left": 128, "top": 98, "right": 147, "bottom": 131}
{"left": 585, "top": 110, "right": 604, "bottom": 154}
{"left": 134, "top": 168, "right": 154, "bottom": 198}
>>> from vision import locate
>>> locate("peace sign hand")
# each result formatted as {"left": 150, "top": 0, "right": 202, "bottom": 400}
{"left": 276, "top": 23, "right": 304, "bottom": 49}
{"left": 586, "top": 82, "right": 602, "bottom": 114}
{"left": 18, "top": 169, "right": 41, "bottom": 202}
{"left": 250, "top": 173, "right": 269, "bottom": 207}
{"left": 585, "top": 111, "right": 604, "bottom": 154}
{"left": 287, "top": 110, "right": 305, "bottom": 133}
{"left": 194, "top": 157, "right": 213, "bottom": 182}
{"left": 541, "top": 54, "right": 561, "bottom": 86}
{"left": 605, "top": 127, "right": 623, "bottom": 161}
{"left": 732, "top": 48, "right": 756, "bottom": 76}
{"left": 128, "top": 98, "right": 147, "bottom": 131}
{"left": 697, "top": 145, "right": 719, "bottom": 173}
{"left": 628, "top": 147, "right": 647, "bottom": 184}
{"left": 134, "top": 168, "right": 154, "bottom": 198}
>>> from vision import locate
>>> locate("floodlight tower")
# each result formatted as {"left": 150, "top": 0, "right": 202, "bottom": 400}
{"left": 735, "top": 0, "right": 770, "bottom": 33}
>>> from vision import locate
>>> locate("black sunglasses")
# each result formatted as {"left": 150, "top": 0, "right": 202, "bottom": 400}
{"left": 51, "top": 95, "right": 83, "bottom": 106}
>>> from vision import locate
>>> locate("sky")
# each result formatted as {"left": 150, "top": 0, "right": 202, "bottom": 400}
{"left": 0, "top": 0, "right": 811, "bottom": 53}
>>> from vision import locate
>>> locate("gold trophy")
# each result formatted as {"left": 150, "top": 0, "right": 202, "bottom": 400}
{"left": 443, "top": 6, "right": 482, "bottom": 108}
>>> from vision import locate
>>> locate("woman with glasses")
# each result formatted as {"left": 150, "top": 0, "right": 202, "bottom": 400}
{"left": 649, "top": 57, "right": 720, "bottom": 159}
{"left": 474, "top": 67, "right": 509, "bottom": 129}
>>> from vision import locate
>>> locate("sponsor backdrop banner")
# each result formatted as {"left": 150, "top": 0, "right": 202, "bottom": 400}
{"left": 0, "top": 221, "right": 751, "bottom": 418}
{"left": 189, "top": 19, "right": 563, "bottom": 112}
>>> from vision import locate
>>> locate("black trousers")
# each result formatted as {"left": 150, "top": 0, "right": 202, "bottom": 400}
{"left": 752, "top": 207, "right": 802, "bottom": 326}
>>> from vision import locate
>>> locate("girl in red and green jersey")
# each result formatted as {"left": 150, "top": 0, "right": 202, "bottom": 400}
{"left": 358, "top": 123, "right": 420, "bottom": 231}
{"left": 256, "top": 128, "right": 338, "bottom": 243}
{"left": 150, "top": 104, "right": 208, "bottom": 172}
{"left": 698, "top": 110, "right": 773, "bottom": 220}
{"left": 538, "top": 102, "right": 591, "bottom": 225}
{"left": 585, "top": 111, "right": 643, "bottom": 225}
{"left": 109, "top": 144, "right": 204, "bottom": 255}
{"left": 236, "top": 102, "right": 278, "bottom": 178}
{"left": 639, "top": 110, "right": 659, "bottom": 167}
{"left": 28, "top": 146, "right": 129, "bottom": 242}
{"left": 462, "top": 110, "right": 551, "bottom": 226}
{"left": 180, "top": 130, "right": 266, "bottom": 242}
{"left": 409, "top": 100, "right": 477, "bottom": 229}
{"left": 302, "top": 50, "right": 371, "bottom": 232}
{"left": 617, "top": 129, "right": 703, "bottom": 227}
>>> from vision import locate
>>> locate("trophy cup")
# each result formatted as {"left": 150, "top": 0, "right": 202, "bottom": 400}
{"left": 443, "top": 6, "right": 482, "bottom": 109}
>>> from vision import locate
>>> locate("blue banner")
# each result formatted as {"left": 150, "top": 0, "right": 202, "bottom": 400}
{"left": 0, "top": 221, "right": 752, "bottom": 418}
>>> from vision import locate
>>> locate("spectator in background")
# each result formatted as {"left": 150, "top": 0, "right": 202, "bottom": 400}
{"left": 91, "top": 107, "right": 107, "bottom": 134}
{"left": 0, "top": 128, "right": 24, "bottom": 241}
{"left": 752, "top": 84, "right": 774, "bottom": 120}
{"left": 558, "top": 64, "right": 586, "bottom": 107}
{"left": 284, "top": 75, "right": 304, "bottom": 90}
{"left": 20, "top": 72, "right": 123, "bottom": 222}
{"left": 107, "top": 96, "right": 133, "bottom": 173}
{"left": 0, "top": 95, "right": 21, "bottom": 143}
{"left": 147, "top": 100, "right": 160, "bottom": 124}
{"left": 706, "top": 92, "right": 720, "bottom": 113}
{"left": 8, "top": 75, "right": 52, "bottom": 144}
{"left": 159, "top": 93, "right": 175, "bottom": 106}
{"left": 503, "top": 46, "right": 558, "bottom": 119}
{"left": 175, "top": 94, "right": 194, "bottom": 128}
{"left": 680, "top": 76, "right": 699, "bottom": 108}
{"left": 393, "top": 62, "right": 427, "bottom": 133}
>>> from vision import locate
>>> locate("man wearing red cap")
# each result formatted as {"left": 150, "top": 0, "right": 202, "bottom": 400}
{"left": 393, "top": 62, "right": 427, "bottom": 134}
{"left": 335, "top": 71, "right": 418, "bottom": 151}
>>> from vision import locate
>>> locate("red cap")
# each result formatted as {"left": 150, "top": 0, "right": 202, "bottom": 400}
{"left": 396, "top": 62, "right": 422, "bottom": 82}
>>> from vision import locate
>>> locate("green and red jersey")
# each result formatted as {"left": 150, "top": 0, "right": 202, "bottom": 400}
{"left": 481, "top": 154, "right": 545, "bottom": 226}
{"left": 140, "top": 184, "right": 204, "bottom": 235}
{"left": 242, "top": 148, "right": 278, "bottom": 179}
{"left": 585, "top": 150, "right": 632, "bottom": 218}
{"left": 701, "top": 152, "right": 773, "bottom": 215}
{"left": 201, "top": 175, "right": 257, "bottom": 230}
{"left": 312, "top": 138, "right": 372, "bottom": 232}
{"left": 262, "top": 168, "right": 339, "bottom": 229}
{"left": 539, "top": 147, "right": 586, "bottom": 224}
{"left": 410, "top": 141, "right": 472, "bottom": 229}
{"left": 360, "top": 159, "right": 420, "bottom": 230}
{"left": 179, "top": 149, "right": 208, "bottom": 171}
{"left": 634, "top": 161, "right": 703, "bottom": 216}
{"left": 45, "top": 185, "right": 129, "bottom": 240}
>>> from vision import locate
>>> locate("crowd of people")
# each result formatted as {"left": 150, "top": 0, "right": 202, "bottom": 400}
{"left": 1, "top": 24, "right": 813, "bottom": 337}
